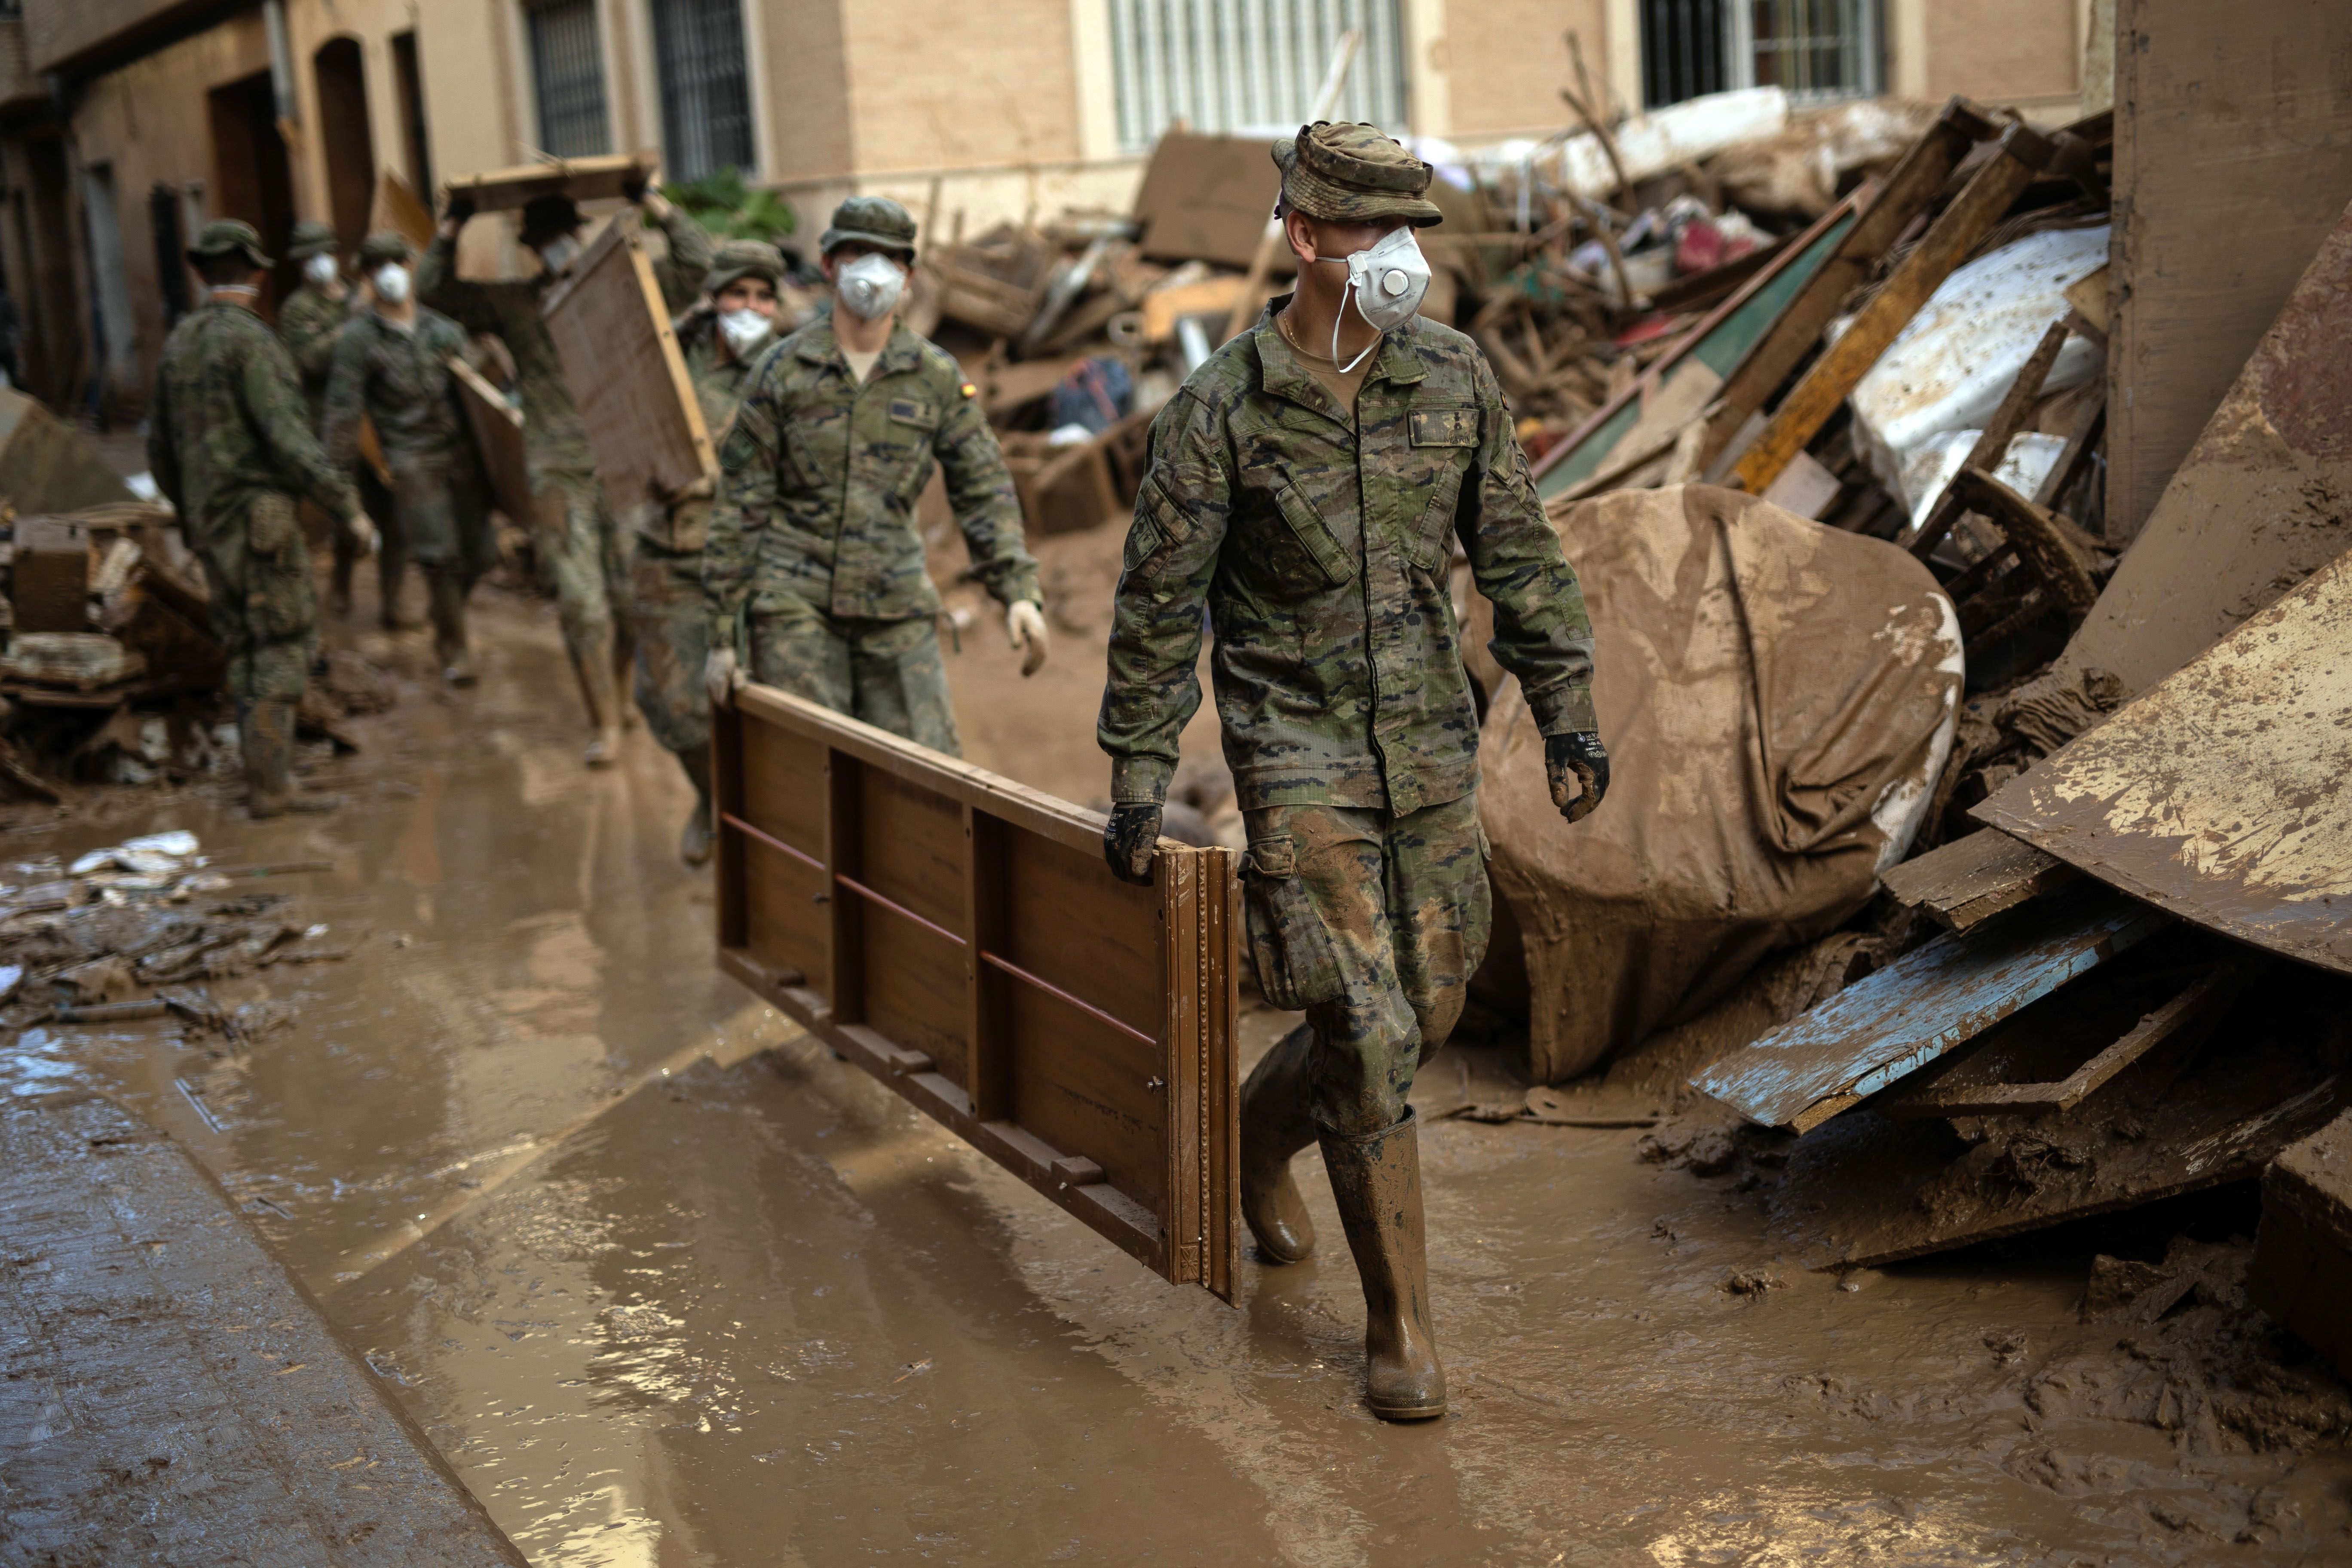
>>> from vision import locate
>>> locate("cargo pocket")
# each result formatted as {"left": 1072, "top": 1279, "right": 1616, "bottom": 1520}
{"left": 247, "top": 491, "right": 300, "bottom": 559}
{"left": 1243, "top": 835, "right": 1345, "bottom": 1010}
{"left": 1123, "top": 477, "right": 1184, "bottom": 579}
{"left": 1406, "top": 465, "right": 1466, "bottom": 573}
{"left": 1273, "top": 480, "right": 1357, "bottom": 588}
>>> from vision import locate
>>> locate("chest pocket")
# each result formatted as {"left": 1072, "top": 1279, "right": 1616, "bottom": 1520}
{"left": 1273, "top": 478, "right": 1357, "bottom": 588}
{"left": 888, "top": 396, "right": 936, "bottom": 429}
{"left": 1406, "top": 405, "right": 1478, "bottom": 572}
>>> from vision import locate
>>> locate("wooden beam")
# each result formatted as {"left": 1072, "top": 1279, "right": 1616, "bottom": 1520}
{"left": 1728, "top": 121, "right": 2055, "bottom": 496}
{"left": 1880, "top": 827, "right": 2079, "bottom": 932}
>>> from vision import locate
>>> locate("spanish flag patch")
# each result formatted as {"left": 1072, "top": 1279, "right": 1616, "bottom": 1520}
{"left": 959, "top": 381, "right": 978, "bottom": 398}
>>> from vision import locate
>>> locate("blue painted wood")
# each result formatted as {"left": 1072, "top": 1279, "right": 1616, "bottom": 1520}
{"left": 1693, "top": 884, "right": 2169, "bottom": 1131}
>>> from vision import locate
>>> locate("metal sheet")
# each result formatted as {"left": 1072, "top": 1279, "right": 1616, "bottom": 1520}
{"left": 1692, "top": 883, "right": 2166, "bottom": 1131}
{"left": 1977, "top": 545, "right": 2352, "bottom": 975}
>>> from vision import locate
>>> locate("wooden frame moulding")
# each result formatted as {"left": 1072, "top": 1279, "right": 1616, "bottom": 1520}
{"left": 712, "top": 683, "right": 1239, "bottom": 1303}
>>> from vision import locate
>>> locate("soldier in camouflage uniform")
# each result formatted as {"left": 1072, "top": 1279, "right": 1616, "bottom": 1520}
{"left": 278, "top": 219, "right": 402, "bottom": 626}
{"left": 422, "top": 178, "right": 712, "bottom": 766}
{"left": 636, "top": 238, "right": 786, "bottom": 865}
{"left": 322, "top": 233, "right": 496, "bottom": 687}
{"left": 149, "top": 220, "right": 379, "bottom": 818}
{"left": 1096, "top": 124, "right": 1610, "bottom": 1422}
{"left": 701, "top": 197, "right": 1049, "bottom": 753}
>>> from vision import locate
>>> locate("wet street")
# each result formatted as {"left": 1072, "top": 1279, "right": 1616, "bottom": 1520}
{"left": 8, "top": 580, "right": 2350, "bottom": 1567}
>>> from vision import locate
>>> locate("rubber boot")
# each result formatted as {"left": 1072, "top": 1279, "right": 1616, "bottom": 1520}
{"left": 677, "top": 746, "right": 715, "bottom": 867}
{"left": 1240, "top": 1023, "right": 1321, "bottom": 1262}
{"left": 239, "top": 698, "right": 339, "bottom": 818}
{"left": 1319, "top": 1107, "right": 1446, "bottom": 1421}
{"left": 571, "top": 628, "right": 623, "bottom": 769}
{"left": 378, "top": 522, "right": 417, "bottom": 629}
{"left": 426, "top": 569, "right": 477, "bottom": 686}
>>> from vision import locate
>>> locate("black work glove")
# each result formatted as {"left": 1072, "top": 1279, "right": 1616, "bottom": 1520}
{"left": 1545, "top": 732, "right": 1611, "bottom": 824}
{"left": 622, "top": 171, "right": 651, "bottom": 204}
{"left": 1102, "top": 802, "right": 1161, "bottom": 886}
{"left": 444, "top": 190, "right": 476, "bottom": 225}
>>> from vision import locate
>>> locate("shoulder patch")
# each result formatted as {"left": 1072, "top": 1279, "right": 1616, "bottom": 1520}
{"left": 960, "top": 381, "right": 977, "bottom": 399}
{"left": 719, "top": 422, "right": 759, "bottom": 473}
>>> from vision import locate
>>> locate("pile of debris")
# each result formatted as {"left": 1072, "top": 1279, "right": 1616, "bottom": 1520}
{"left": 0, "top": 830, "right": 347, "bottom": 1041}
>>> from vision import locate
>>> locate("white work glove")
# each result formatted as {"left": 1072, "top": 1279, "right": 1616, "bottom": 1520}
{"left": 1006, "top": 600, "right": 1050, "bottom": 678}
{"left": 704, "top": 646, "right": 744, "bottom": 709}
{"left": 343, "top": 510, "right": 379, "bottom": 557}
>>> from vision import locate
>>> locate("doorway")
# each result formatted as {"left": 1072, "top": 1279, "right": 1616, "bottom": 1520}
{"left": 313, "top": 37, "right": 376, "bottom": 254}
{"left": 206, "top": 70, "right": 298, "bottom": 311}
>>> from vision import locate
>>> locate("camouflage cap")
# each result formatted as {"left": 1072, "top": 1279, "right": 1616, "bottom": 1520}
{"left": 287, "top": 219, "right": 338, "bottom": 260}
{"left": 819, "top": 196, "right": 917, "bottom": 260}
{"left": 187, "top": 218, "right": 272, "bottom": 271}
{"left": 1274, "top": 122, "right": 1443, "bottom": 227}
{"left": 704, "top": 238, "right": 785, "bottom": 295}
{"left": 357, "top": 231, "right": 415, "bottom": 266}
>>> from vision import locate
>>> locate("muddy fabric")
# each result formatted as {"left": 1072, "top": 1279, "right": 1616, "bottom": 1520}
{"left": 631, "top": 540, "right": 710, "bottom": 757}
{"left": 537, "top": 469, "right": 626, "bottom": 650}
{"left": 277, "top": 281, "right": 349, "bottom": 425}
{"left": 745, "top": 599, "right": 961, "bottom": 757}
{"left": 319, "top": 308, "right": 473, "bottom": 470}
{"left": 704, "top": 316, "right": 1037, "bottom": 636}
{"left": 1477, "top": 485, "right": 1960, "bottom": 1084}
{"left": 1100, "top": 298, "right": 1594, "bottom": 815}
{"left": 148, "top": 301, "right": 359, "bottom": 530}
{"left": 192, "top": 491, "right": 319, "bottom": 703}
{"left": 1243, "top": 792, "right": 1489, "bottom": 1134}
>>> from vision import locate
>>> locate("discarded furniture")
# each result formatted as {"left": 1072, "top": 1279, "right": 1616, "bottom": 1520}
{"left": 448, "top": 357, "right": 533, "bottom": 524}
{"left": 10, "top": 515, "right": 90, "bottom": 633}
{"left": 712, "top": 683, "right": 1240, "bottom": 1302}
{"left": 440, "top": 152, "right": 656, "bottom": 213}
{"left": 2251, "top": 1110, "right": 2352, "bottom": 1380}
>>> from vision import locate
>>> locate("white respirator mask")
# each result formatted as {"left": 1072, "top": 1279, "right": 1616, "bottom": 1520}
{"left": 1327, "top": 224, "right": 1431, "bottom": 372}
{"left": 834, "top": 252, "right": 906, "bottom": 321}
{"left": 372, "top": 264, "right": 412, "bottom": 305}
{"left": 537, "top": 233, "right": 582, "bottom": 276}
{"left": 718, "top": 306, "right": 774, "bottom": 357}
{"left": 303, "top": 253, "right": 339, "bottom": 286}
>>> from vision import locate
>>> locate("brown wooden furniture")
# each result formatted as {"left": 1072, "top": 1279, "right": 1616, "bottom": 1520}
{"left": 440, "top": 153, "right": 657, "bottom": 214}
{"left": 713, "top": 683, "right": 1240, "bottom": 1302}
{"left": 447, "top": 356, "right": 533, "bottom": 524}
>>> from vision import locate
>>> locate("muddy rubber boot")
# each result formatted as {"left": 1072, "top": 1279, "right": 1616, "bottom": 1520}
{"left": 378, "top": 527, "right": 418, "bottom": 629}
{"left": 426, "top": 570, "right": 477, "bottom": 686}
{"left": 240, "top": 699, "right": 340, "bottom": 818}
{"left": 614, "top": 622, "right": 643, "bottom": 731}
{"left": 1240, "top": 1023, "right": 1321, "bottom": 1263}
{"left": 677, "top": 747, "right": 715, "bottom": 867}
{"left": 1319, "top": 1107, "right": 1446, "bottom": 1421}
{"left": 571, "top": 630, "right": 624, "bottom": 769}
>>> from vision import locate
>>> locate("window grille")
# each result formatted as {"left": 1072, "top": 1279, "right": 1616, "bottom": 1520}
{"left": 1641, "top": 0, "right": 1880, "bottom": 107}
{"left": 1106, "top": 0, "right": 1409, "bottom": 154}
{"left": 528, "top": 0, "right": 609, "bottom": 159}
{"left": 653, "top": 0, "right": 753, "bottom": 180}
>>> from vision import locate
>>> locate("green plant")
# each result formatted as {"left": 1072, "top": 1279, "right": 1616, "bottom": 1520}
{"left": 661, "top": 167, "right": 797, "bottom": 244}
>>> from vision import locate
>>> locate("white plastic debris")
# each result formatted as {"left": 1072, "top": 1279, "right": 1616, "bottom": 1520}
{"left": 1899, "top": 431, "right": 2070, "bottom": 536}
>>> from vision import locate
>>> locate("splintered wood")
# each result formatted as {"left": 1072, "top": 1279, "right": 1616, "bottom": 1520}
{"left": 541, "top": 211, "right": 713, "bottom": 516}
{"left": 712, "top": 685, "right": 1239, "bottom": 1302}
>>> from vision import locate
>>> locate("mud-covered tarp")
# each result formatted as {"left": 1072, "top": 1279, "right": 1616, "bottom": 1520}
{"left": 1478, "top": 485, "right": 1963, "bottom": 1084}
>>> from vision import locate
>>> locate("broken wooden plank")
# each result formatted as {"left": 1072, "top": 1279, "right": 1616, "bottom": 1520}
{"left": 713, "top": 681, "right": 1240, "bottom": 1303}
{"left": 1728, "top": 120, "right": 2054, "bottom": 496}
{"left": 1691, "top": 883, "right": 2167, "bottom": 1133}
{"left": 1879, "top": 826, "right": 2077, "bottom": 932}
{"left": 1947, "top": 466, "right": 2100, "bottom": 623}
{"left": 1978, "top": 547, "right": 2352, "bottom": 976}
{"left": 2250, "top": 1109, "right": 2352, "bottom": 1380}
{"left": 1905, "top": 319, "right": 2071, "bottom": 559}
{"left": 448, "top": 356, "right": 533, "bottom": 524}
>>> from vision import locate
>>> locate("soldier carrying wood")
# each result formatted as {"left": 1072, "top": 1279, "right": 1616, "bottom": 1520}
{"left": 700, "top": 197, "right": 1050, "bottom": 750}
{"left": 1096, "top": 124, "right": 1611, "bottom": 1421}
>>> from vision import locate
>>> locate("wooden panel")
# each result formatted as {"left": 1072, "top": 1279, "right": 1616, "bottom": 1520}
{"left": 1879, "top": 827, "right": 2076, "bottom": 932}
{"left": 440, "top": 152, "right": 655, "bottom": 213}
{"left": 716, "top": 683, "right": 1237, "bottom": 1301}
{"left": 540, "top": 211, "right": 712, "bottom": 518}
{"left": 2108, "top": 0, "right": 2352, "bottom": 543}
{"left": 448, "top": 357, "right": 532, "bottom": 523}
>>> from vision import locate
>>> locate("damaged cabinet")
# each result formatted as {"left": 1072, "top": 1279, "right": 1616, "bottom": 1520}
{"left": 713, "top": 685, "right": 1240, "bottom": 1302}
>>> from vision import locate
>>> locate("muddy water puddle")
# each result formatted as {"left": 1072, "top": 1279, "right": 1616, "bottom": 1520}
{"left": 6, "top": 592, "right": 2348, "bottom": 1565}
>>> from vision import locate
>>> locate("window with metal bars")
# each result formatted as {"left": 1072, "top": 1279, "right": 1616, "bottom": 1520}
{"left": 653, "top": 0, "right": 753, "bottom": 180}
{"left": 528, "top": 0, "right": 609, "bottom": 159}
{"left": 1641, "top": 0, "right": 1881, "bottom": 107}
{"left": 1106, "top": 0, "right": 1409, "bottom": 154}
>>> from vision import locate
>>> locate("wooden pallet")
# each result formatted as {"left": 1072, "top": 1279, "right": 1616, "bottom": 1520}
{"left": 713, "top": 684, "right": 1240, "bottom": 1302}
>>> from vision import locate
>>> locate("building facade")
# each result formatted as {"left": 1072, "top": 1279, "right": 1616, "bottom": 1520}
{"left": 4, "top": 0, "right": 2099, "bottom": 426}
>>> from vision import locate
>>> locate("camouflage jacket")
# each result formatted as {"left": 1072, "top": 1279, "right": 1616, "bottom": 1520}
{"left": 319, "top": 306, "right": 472, "bottom": 474}
{"left": 277, "top": 280, "right": 349, "bottom": 426}
{"left": 147, "top": 300, "right": 361, "bottom": 537}
{"left": 1098, "top": 303, "right": 1596, "bottom": 815}
{"left": 704, "top": 317, "right": 1039, "bottom": 634}
{"left": 418, "top": 205, "right": 712, "bottom": 477}
{"left": 648, "top": 308, "right": 764, "bottom": 553}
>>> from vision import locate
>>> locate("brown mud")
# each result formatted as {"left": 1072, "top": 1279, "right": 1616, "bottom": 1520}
{"left": 4, "top": 544, "right": 2349, "bottom": 1565}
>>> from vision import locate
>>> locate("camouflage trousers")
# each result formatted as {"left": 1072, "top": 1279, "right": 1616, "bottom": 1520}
{"left": 196, "top": 491, "right": 317, "bottom": 704}
{"left": 533, "top": 467, "right": 630, "bottom": 653}
{"left": 746, "top": 597, "right": 961, "bottom": 758}
{"left": 1241, "top": 792, "right": 1491, "bottom": 1136}
{"left": 630, "top": 534, "right": 710, "bottom": 758}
